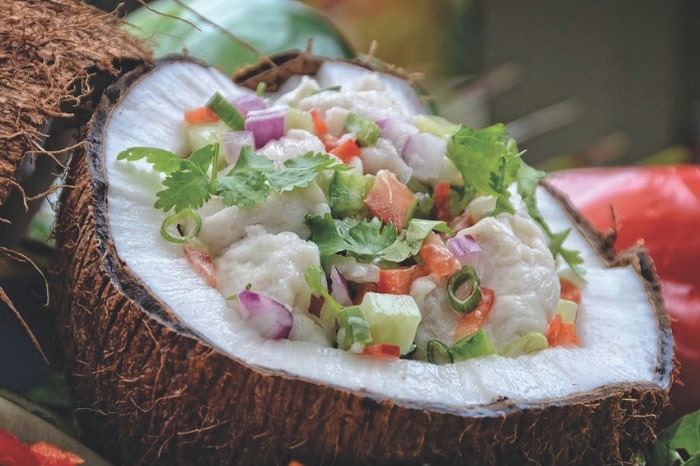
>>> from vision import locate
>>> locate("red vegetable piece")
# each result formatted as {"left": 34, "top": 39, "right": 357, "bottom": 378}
{"left": 377, "top": 264, "right": 428, "bottom": 295}
{"left": 419, "top": 233, "right": 460, "bottom": 277}
{"left": 184, "top": 106, "right": 219, "bottom": 125}
{"left": 309, "top": 109, "right": 328, "bottom": 136}
{"left": 329, "top": 137, "right": 361, "bottom": 164}
{"left": 183, "top": 245, "right": 217, "bottom": 288}
{"left": 454, "top": 287, "right": 495, "bottom": 340}
{"left": 364, "top": 169, "right": 416, "bottom": 232}
{"left": 546, "top": 314, "right": 580, "bottom": 347}
{"left": 362, "top": 343, "right": 401, "bottom": 359}
{"left": 559, "top": 278, "right": 581, "bottom": 304}
{"left": 433, "top": 181, "right": 451, "bottom": 221}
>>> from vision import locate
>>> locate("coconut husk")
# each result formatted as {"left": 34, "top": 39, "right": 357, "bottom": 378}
{"left": 0, "top": 0, "right": 151, "bottom": 247}
{"left": 51, "top": 54, "right": 674, "bottom": 466}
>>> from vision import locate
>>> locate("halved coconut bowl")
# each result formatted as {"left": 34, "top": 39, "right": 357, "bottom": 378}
{"left": 52, "top": 53, "right": 674, "bottom": 465}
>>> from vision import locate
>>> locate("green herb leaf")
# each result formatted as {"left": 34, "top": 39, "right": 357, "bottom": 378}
{"left": 154, "top": 144, "right": 218, "bottom": 212}
{"left": 447, "top": 123, "right": 521, "bottom": 199}
{"left": 217, "top": 147, "right": 273, "bottom": 209}
{"left": 268, "top": 151, "right": 347, "bottom": 192}
{"left": 381, "top": 219, "right": 452, "bottom": 263}
{"left": 116, "top": 147, "right": 183, "bottom": 174}
{"left": 650, "top": 410, "right": 700, "bottom": 466}
{"left": 305, "top": 214, "right": 398, "bottom": 266}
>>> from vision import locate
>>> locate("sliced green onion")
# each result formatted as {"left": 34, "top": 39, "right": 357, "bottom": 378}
{"left": 336, "top": 305, "right": 372, "bottom": 353}
{"left": 207, "top": 92, "right": 245, "bottom": 131}
{"left": 449, "top": 329, "right": 498, "bottom": 361}
{"left": 426, "top": 339, "right": 453, "bottom": 364}
{"left": 255, "top": 82, "right": 266, "bottom": 97}
{"left": 160, "top": 208, "right": 202, "bottom": 244}
{"left": 427, "top": 330, "right": 498, "bottom": 364}
{"left": 447, "top": 265, "right": 482, "bottom": 313}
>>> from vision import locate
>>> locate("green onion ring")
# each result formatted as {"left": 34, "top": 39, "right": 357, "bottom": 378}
{"left": 160, "top": 208, "right": 202, "bottom": 244}
{"left": 426, "top": 339, "right": 453, "bottom": 364}
{"left": 207, "top": 91, "right": 245, "bottom": 130}
{"left": 447, "top": 265, "right": 482, "bottom": 314}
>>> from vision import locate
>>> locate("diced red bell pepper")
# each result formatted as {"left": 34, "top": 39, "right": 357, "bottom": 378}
{"left": 362, "top": 343, "right": 401, "bottom": 359}
{"left": 546, "top": 313, "right": 580, "bottom": 347}
{"left": 419, "top": 232, "right": 460, "bottom": 277}
{"left": 453, "top": 287, "right": 495, "bottom": 340}
{"left": 377, "top": 264, "right": 429, "bottom": 295}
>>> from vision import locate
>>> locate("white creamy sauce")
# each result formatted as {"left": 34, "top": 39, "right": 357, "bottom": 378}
{"left": 105, "top": 61, "right": 666, "bottom": 410}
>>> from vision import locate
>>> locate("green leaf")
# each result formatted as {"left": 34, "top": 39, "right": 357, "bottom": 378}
{"left": 447, "top": 123, "right": 521, "bottom": 198}
{"left": 268, "top": 151, "right": 346, "bottom": 192}
{"left": 305, "top": 214, "right": 398, "bottom": 266}
{"left": 154, "top": 144, "right": 218, "bottom": 212}
{"left": 381, "top": 218, "right": 452, "bottom": 263}
{"left": 116, "top": 146, "right": 183, "bottom": 174}
{"left": 650, "top": 410, "right": 700, "bottom": 466}
{"left": 217, "top": 147, "right": 273, "bottom": 209}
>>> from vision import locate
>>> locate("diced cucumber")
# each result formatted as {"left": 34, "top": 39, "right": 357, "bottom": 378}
{"left": 344, "top": 112, "right": 380, "bottom": 147}
{"left": 357, "top": 292, "right": 422, "bottom": 355}
{"left": 412, "top": 114, "right": 460, "bottom": 139}
{"left": 328, "top": 170, "right": 374, "bottom": 217}
{"left": 285, "top": 107, "right": 314, "bottom": 133}
{"left": 501, "top": 331, "right": 548, "bottom": 357}
{"left": 554, "top": 298, "right": 578, "bottom": 323}
{"left": 185, "top": 121, "right": 229, "bottom": 167}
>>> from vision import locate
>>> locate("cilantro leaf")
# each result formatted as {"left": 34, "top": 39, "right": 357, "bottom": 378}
{"left": 517, "top": 162, "right": 586, "bottom": 277}
{"left": 116, "top": 147, "right": 183, "bottom": 174}
{"left": 154, "top": 144, "right": 218, "bottom": 212}
{"left": 381, "top": 219, "right": 452, "bottom": 263}
{"left": 305, "top": 214, "right": 398, "bottom": 266}
{"left": 650, "top": 409, "right": 700, "bottom": 466}
{"left": 217, "top": 147, "right": 272, "bottom": 209}
{"left": 447, "top": 124, "right": 521, "bottom": 199}
{"left": 268, "top": 152, "right": 347, "bottom": 192}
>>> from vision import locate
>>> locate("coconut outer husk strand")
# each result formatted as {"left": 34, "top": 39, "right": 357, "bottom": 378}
{"left": 0, "top": 0, "right": 151, "bottom": 247}
{"left": 52, "top": 54, "right": 673, "bottom": 465}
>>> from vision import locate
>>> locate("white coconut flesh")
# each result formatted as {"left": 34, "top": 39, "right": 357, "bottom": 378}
{"left": 104, "top": 60, "right": 666, "bottom": 410}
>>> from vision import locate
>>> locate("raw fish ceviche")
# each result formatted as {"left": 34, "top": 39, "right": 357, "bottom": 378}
{"left": 117, "top": 69, "right": 584, "bottom": 363}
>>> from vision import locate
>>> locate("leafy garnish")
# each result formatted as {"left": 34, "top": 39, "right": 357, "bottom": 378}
{"left": 116, "top": 146, "right": 183, "bottom": 174}
{"left": 447, "top": 123, "right": 521, "bottom": 215}
{"left": 517, "top": 163, "right": 586, "bottom": 277}
{"left": 381, "top": 219, "right": 452, "bottom": 263}
{"left": 649, "top": 410, "right": 700, "bottom": 466}
{"left": 122, "top": 144, "right": 346, "bottom": 213}
{"left": 305, "top": 214, "right": 398, "bottom": 267}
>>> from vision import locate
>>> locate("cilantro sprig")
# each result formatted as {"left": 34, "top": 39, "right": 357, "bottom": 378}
{"left": 117, "top": 144, "right": 347, "bottom": 213}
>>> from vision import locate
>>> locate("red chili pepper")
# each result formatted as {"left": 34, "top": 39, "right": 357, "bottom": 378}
{"left": 549, "top": 164, "right": 700, "bottom": 425}
{"left": 0, "top": 430, "right": 40, "bottom": 466}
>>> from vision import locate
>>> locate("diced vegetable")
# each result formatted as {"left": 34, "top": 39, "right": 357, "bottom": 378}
{"left": 377, "top": 264, "right": 428, "bottom": 295}
{"left": 559, "top": 277, "right": 582, "bottom": 304}
{"left": 427, "top": 328, "right": 497, "bottom": 364}
{"left": 236, "top": 291, "right": 294, "bottom": 340}
{"left": 357, "top": 292, "right": 422, "bottom": 355}
{"left": 401, "top": 132, "right": 447, "bottom": 183}
{"left": 362, "top": 343, "right": 401, "bottom": 359}
{"left": 230, "top": 93, "right": 267, "bottom": 116}
{"left": 329, "top": 136, "right": 361, "bottom": 164}
{"left": 501, "top": 331, "right": 548, "bottom": 357}
{"left": 554, "top": 298, "right": 578, "bottom": 324}
{"left": 336, "top": 305, "right": 373, "bottom": 352}
{"left": 245, "top": 107, "right": 286, "bottom": 148}
{"left": 222, "top": 130, "right": 255, "bottom": 165}
{"left": 285, "top": 107, "right": 314, "bottom": 133}
{"left": 419, "top": 232, "right": 460, "bottom": 277}
{"left": 432, "top": 181, "right": 451, "bottom": 221}
{"left": 161, "top": 208, "right": 202, "bottom": 244}
{"left": 364, "top": 169, "right": 416, "bottom": 232}
{"left": 546, "top": 314, "right": 580, "bottom": 347}
{"left": 327, "top": 170, "right": 374, "bottom": 217}
{"left": 184, "top": 106, "right": 219, "bottom": 125}
{"left": 412, "top": 114, "right": 460, "bottom": 138}
{"left": 309, "top": 109, "right": 328, "bottom": 136}
{"left": 380, "top": 118, "right": 419, "bottom": 153}
{"left": 207, "top": 92, "right": 245, "bottom": 130}
{"left": 344, "top": 112, "right": 380, "bottom": 147}
{"left": 446, "top": 234, "right": 481, "bottom": 267}
{"left": 329, "top": 266, "right": 353, "bottom": 307}
{"left": 183, "top": 245, "right": 217, "bottom": 288}
{"left": 453, "top": 287, "right": 495, "bottom": 340}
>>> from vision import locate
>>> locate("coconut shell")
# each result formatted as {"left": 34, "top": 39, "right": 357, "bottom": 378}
{"left": 0, "top": 0, "right": 151, "bottom": 247}
{"left": 52, "top": 55, "right": 674, "bottom": 465}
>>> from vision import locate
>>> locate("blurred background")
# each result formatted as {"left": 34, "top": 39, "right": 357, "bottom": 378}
{"left": 89, "top": 0, "right": 700, "bottom": 170}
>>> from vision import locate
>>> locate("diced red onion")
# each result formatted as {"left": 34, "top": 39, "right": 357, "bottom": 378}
{"left": 245, "top": 107, "right": 286, "bottom": 148}
{"left": 446, "top": 235, "right": 482, "bottom": 266}
{"left": 237, "top": 290, "right": 293, "bottom": 340}
{"left": 223, "top": 130, "right": 254, "bottom": 165}
{"left": 329, "top": 266, "right": 353, "bottom": 307}
{"left": 381, "top": 118, "right": 418, "bottom": 153}
{"left": 375, "top": 118, "right": 388, "bottom": 130}
{"left": 401, "top": 132, "right": 447, "bottom": 182}
{"left": 230, "top": 94, "right": 267, "bottom": 116}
